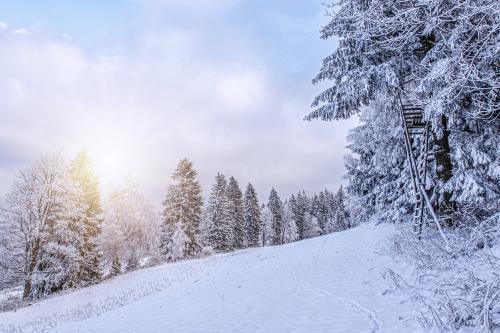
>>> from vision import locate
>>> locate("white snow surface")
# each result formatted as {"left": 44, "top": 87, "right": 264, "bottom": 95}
{"left": 0, "top": 223, "right": 421, "bottom": 333}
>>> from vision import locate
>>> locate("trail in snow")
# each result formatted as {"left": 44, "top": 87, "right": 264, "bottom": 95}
{"left": 0, "top": 223, "right": 421, "bottom": 333}
{"left": 298, "top": 281, "right": 382, "bottom": 333}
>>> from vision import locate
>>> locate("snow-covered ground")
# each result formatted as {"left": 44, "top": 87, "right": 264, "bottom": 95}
{"left": 0, "top": 223, "right": 421, "bottom": 333}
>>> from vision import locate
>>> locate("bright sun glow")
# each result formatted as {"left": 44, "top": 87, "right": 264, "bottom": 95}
{"left": 83, "top": 131, "right": 135, "bottom": 186}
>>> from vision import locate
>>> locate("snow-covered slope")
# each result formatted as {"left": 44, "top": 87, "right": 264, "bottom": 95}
{"left": 0, "top": 223, "right": 420, "bottom": 333}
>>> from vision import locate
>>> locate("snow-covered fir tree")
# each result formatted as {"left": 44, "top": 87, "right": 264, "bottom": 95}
{"left": 260, "top": 204, "right": 273, "bottom": 246}
{"left": 226, "top": 177, "right": 245, "bottom": 249}
{"left": 311, "top": 0, "right": 499, "bottom": 227}
{"left": 69, "top": 150, "right": 103, "bottom": 285}
{"left": 161, "top": 159, "right": 203, "bottom": 258}
{"left": 268, "top": 188, "right": 284, "bottom": 245}
{"left": 334, "top": 186, "right": 349, "bottom": 231}
{"left": 206, "top": 173, "right": 233, "bottom": 251}
{"left": 310, "top": 194, "right": 319, "bottom": 218}
{"left": 316, "top": 191, "right": 329, "bottom": 234}
{"left": 110, "top": 255, "right": 121, "bottom": 277}
{"left": 243, "top": 183, "right": 261, "bottom": 247}
{"left": 166, "top": 222, "right": 190, "bottom": 262}
{"left": 282, "top": 201, "right": 299, "bottom": 243}
{"left": 303, "top": 211, "right": 321, "bottom": 239}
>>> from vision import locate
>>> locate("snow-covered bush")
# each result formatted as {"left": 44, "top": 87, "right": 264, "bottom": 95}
{"left": 388, "top": 213, "right": 500, "bottom": 331}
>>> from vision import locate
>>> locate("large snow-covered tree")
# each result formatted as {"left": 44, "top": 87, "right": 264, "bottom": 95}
{"left": 243, "top": 183, "right": 261, "bottom": 247}
{"left": 161, "top": 159, "right": 203, "bottom": 258}
{"left": 227, "top": 177, "right": 245, "bottom": 249}
{"left": 311, "top": 0, "right": 499, "bottom": 225}
{"left": 268, "top": 188, "right": 284, "bottom": 245}
{"left": 0, "top": 153, "right": 86, "bottom": 299}
{"left": 206, "top": 173, "right": 233, "bottom": 251}
{"left": 69, "top": 150, "right": 103, "bottom": 285}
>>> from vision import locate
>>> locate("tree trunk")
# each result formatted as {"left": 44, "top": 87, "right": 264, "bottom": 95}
{"left": 433, "top": 114, "right": 455, "bottom": 227}
{"left": 22, "top": 279, "right": 32, "bottom": 300}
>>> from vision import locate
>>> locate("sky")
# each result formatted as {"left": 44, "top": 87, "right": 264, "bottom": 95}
{"left": 0, "top": 0, "right": 356, "bottom": 203}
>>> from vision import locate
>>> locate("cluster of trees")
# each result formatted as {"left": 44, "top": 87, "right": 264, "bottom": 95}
{"left": 309, "top": 1, "right": 499, "bottom": 330}
{"left": 310, "top": 0, "right": 499, "bottom": 226}
{"left": 0, "top": 152, "right": 102, "bottom": 299}
{"left": 160, "top": 159, "right": 351, "bottom": 260}
{"left": 0, "top": 155, "right": 351, "bottom": 300}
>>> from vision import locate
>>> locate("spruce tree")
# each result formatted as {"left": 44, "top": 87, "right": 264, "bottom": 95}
{"left": 69, "top": 150, "right": 103, "bottom": 285}
{"left": 283, "top": 201, "right": 299, "bottom": 243}
{"left": 310, "top": 194, "right": 319, "bottom": 218}
{"left": 268, "top": 188, "right": 284, "bottom": 245}
{"left": 110, "top": 255, "right": 122, "bottom": 277}
{"left": 291, "top": 191, "right": 309, "bottom": 239}
{"left": 260, "top": 204, "right": 273, "bottom": 246}
{"left": 227, "top": 177, "right": 245, "bottom": 249}
{"left": 317, "top": 191, "right": 329, "bottom": 235}
{"left": 334, "top": 186, "right": 349, "bottom": 231}
{"left": 161, "top": 159, "right": 203, "bottom": 258}
{"left": 303, "top": 212, "right": 321, "bottom": 239}
{"left": 207, "top": 173, "right": 233, "bottom": 251}
{"left": 243, "top": 183, "right": 261, "bottom": 247}
{"left": 310, "top": 0, "right": 499, "bottom": 226}
{"left": 166, "top": 222, "right": 190, "bottom": 261}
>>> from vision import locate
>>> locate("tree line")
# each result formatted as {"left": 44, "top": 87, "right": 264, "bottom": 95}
{"left": 0, "top": 153, "right": 351, "bottom": 300}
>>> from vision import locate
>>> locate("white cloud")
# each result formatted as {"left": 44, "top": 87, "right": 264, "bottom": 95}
{"left": 0, "top": 21, "right": 7, "bottom": 29}
{"left": 0, "top": 6, "right": 353, "bottom": 203}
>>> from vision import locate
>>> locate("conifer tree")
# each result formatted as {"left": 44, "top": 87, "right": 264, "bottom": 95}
{"left": 69, "top": 150, "right": 103, "bottom": 285}
{"left": 310, "top": 194, "right": 320, "bottom": 218}
{"left": 334, "top": 186, "right": 349, "bottom": 231}
{"left": 317, "top": 191, "right": 329, "bottom": 234}
{"left": 207, "top": 174, "right": 233, "bottom": 251}
{"left": 311, "top": 0, "right": 499, "bottom": 226}
{"left": 295, "top": 191, "right": 310, "bottom": 239}
{"left": 283, "top": 201, "right": 299, "bottom": 243}
{"left": 110, "top": 255, "right": 121, "bottom": 277}
{"left": 166, "top": 222, "right": 190, "bottom": 261}
{"left": 227, "top": 177, "right": 245, "bottom": 249}
{"left": 268, "top": 188, "right": 284, "bottom": 245}
{"left": 161, "top": 159, "right": 203, "bottom": 258}
{"left": 260, "top": 204, "right": 273, "bottom": 246}
{"left": 243, "top": 183, "right": 261, "bottom": 247}
{"left": 303, "top": 211, "right": 321, "bottom": 239}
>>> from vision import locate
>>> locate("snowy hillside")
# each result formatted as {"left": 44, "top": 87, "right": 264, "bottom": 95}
{"left": 0, "top": 224, "right": 421, "bottom": 333}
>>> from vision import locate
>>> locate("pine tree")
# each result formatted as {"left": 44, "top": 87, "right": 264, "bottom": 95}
{"left": 161, "top": 159, "right": 203, "bottom": 258}
{"left": 227, "top": 177, "right": 245, "bottom": 249}
{"left": 303, "top": 211, "right": 321, "bottom": 239}
{"left": 110, "top": 255, "right": 121, "bottom": 277}
{"left": 260, "top": 204, "right": 273, "bottom": 246}
{"left": 310, "top": 194, "right": 319, "bottom": 218}
{"left": 295, "top": 191, "right": 310, "bottom": 239}
{"left": 243, "top": 183, "right": 261, "bottom": 247}
{"left": 334, "top": 186, "right": 349, "bottom": 231}
{"left": 283, "top": 201, "right": 299, "bottom": 243}
{"left": 166, "top": 222, "right": 190, "bottom": 261}
{"left": 310, "top": 0, "right": 499, "bottom": 226}
{"left": 69, "top": 150, "right": 103, "bottom": 285}
{"left": 207, "top": 174, "right": 233, "bottom": 251}
{"left": 268, "top": 188, "right": 284, "bottom": 245}
{"left": 317, "top": 191, "right": 329, "bottom": 235}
